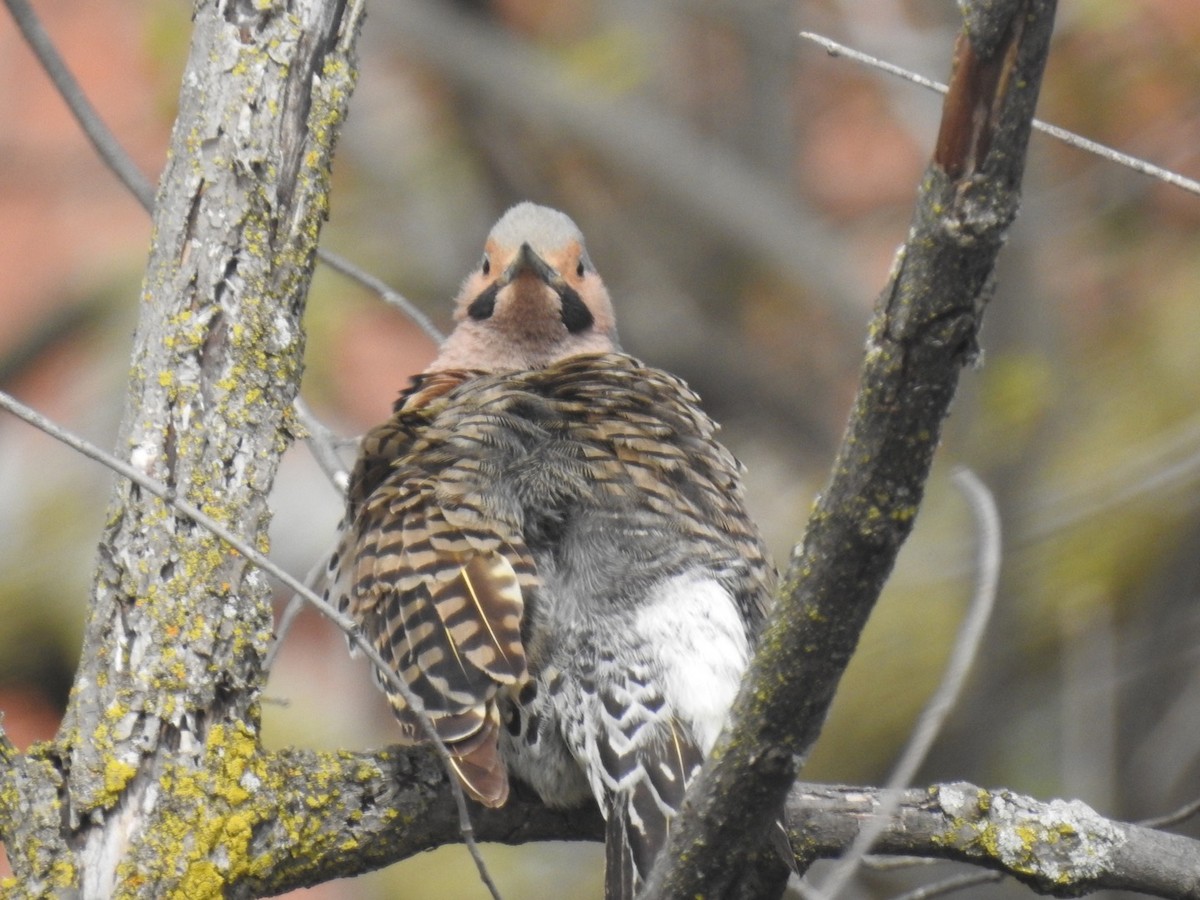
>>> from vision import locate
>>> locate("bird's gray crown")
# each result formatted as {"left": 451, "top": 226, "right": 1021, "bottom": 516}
{"left": 489, "top": 202, "right": 587, "bottom": 258}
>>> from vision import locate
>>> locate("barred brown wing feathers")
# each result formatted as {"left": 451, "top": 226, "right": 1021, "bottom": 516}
{"left": 334, "top": 414, "right": 535, "bottom": 807}
{"left": 331, "top": 352, "right": 770, "bottom": 817}
{"left": 344, "top": 368, "right": 479, "bottom": 521}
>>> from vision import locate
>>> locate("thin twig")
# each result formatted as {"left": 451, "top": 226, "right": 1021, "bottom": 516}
{"left": 3, "top": 0, "right": 438, "bottom": 461}
{"left": 887, "top": 870, "right": 1004, "bottom": 900}
{"left": 3, "top": 0, "right": 156, "bottom": 209}
{"left": 264, "top": 593, "right": 310, "bottom": 672}
{"left": 814, "top": 469, "right": 1002, "bottom": 899}
{"left": 316, "top": 249, "right": 444, "bottom": 345}
{"left": 0, "top": 388, "right": 503, "bottom": 900}
{"left": 799, "top": 31, "right": 1200, "bottom": 197}
{"left": 294, "top": 396, "right": 354, "bottom": 491}
{"left": 861, "top": 856, "right": 941, "bottom": 872}
{"left": 264, "top": 548, "right": 336, "bottom": 673}
{"left": 1138, "top": 794, "right": 1200, "bottom": 831}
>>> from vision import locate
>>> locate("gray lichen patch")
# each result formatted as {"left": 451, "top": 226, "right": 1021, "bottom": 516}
{"left": 936, "top": 782, "right": 1123, "bottom": 890}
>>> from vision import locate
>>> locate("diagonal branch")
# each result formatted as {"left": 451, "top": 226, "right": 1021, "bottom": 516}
{"left": 643, "top": 3, "right": 1059, "bottom": 897}
{"left": 3, "top": 0, "right": 156, "bottom": 208}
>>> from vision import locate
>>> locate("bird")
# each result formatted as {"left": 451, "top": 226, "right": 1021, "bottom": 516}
{"left": 323, "top": 202, "right": 775, "bottom": 898}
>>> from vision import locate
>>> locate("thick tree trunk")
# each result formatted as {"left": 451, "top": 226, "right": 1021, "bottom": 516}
{"left": 0, "top": 1, "right": 362, "bottom": 894}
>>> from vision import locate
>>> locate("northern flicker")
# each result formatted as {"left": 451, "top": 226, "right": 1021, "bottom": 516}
{"left": 325, "top": 202, "right": 774, "bottom": 898}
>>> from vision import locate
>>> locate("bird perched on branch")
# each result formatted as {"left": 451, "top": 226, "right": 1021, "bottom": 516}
{"left": 324, "top": 202, "right": 774, "bottom": 898}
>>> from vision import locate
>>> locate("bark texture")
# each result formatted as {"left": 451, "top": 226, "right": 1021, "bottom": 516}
{"left": 643, "top": 2, "right": 1062, "bottom": 897}
{"left": 0, "top": 0, "right": 363, "bottom": 895}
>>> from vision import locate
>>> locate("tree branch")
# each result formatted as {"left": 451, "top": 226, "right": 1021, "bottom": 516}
{"left": 785, "top": 782, "right": 1200, "bottom": 900}
{"left": 192, "top": 741, "right": 1200, "bottom": 900}
{"left": 643, "top": 3, "right": 1059, "bottom": 896}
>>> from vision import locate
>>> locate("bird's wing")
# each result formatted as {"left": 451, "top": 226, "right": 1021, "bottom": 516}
{"left": 327, "top": 392, "right": 537, "bottom": 807}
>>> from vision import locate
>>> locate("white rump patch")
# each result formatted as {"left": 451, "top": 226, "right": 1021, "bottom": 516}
{"left": 634, "top": 572, "right": 750, "bottom": 752}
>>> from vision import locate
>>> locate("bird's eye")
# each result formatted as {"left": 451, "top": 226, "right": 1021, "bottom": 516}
{"left": 576, "top": 260, "right": 585, "bottom": 277}
{"left": 482, "top": 256, "right": 491, "bottom": 276}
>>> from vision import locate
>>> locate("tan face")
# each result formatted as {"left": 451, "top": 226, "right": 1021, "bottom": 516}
{"left": 429, "top": 207, "right": 620, "bottom": 373}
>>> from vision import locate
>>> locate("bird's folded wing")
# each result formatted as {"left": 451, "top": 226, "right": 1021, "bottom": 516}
{"left": 330, "top": 474, "right": 535, "bottom": 806}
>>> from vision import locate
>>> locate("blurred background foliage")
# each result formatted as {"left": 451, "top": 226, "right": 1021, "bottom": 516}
{"left": 1, "top": 0, "right": 1198, "bottom": 897}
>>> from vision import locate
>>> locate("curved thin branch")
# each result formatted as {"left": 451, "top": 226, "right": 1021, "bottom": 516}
{"left": 3, "top": 0, "right": 156, "bottom": 208}
{"left": 815, "top": 469, "right": 1001, "bottom": 898}
{"left": 1139, "top": 795, "right": 1200, "bottom": 832}
{"left": 316, "top": 250, "right": 444, "bottom": 345}
{"left": 294, "top": 396, "right": 354, "bottom": 489}
{"left": 3, "top": 0, "right": 430, "bottom": 487}
{"left": 4, "top": 0, "right": 425, "bottom": 310}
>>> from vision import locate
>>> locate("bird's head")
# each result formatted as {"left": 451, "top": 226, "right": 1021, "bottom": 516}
{"left": 428, "top": 202, "right": 620, "bottom": 373}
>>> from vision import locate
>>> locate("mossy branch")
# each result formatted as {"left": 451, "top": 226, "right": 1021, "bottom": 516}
{"left": 643, "top": 2, "right": 1060, "bottom": 897}
{"left": 215, "top": 745, "right": 1200, "bottom": 900}
{"left": 787, "top": 782, "right": 1200, "bottom": 899}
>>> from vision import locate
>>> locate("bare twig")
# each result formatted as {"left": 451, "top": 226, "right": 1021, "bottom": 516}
{"left": 294, "top": 396, "right": 354, "bottom": 490}
{"left": 799, "top": 30, "right": 1200, "bottom": 197}
{"left": 813, "top": 469, "right": 1001, "bottom": 899}
{"left": 3, "top": 0, "right": 156, "bottom": 208}
{"left": 1024, "top": 412, "right": 1200, "bottom": 540}
{"left": 861, "top": 856, "right": 941, "bottom": 872}
{"left": 0, "top": 388, "right": 503, "bottom": 900}
{"left": 3, "top": 0, "right": 436, "bottom": 477}
{"left": 317, "top": 250, "right": 444, "bottom": 345}
{"left": 264, "top": 593, "right": 310, "bottom": 673}
{"left": 888, "top": 870, "right": 1004, "bottom": 900}
{"left": 1139, "top": 795, "right": 1200, "bottom": 831}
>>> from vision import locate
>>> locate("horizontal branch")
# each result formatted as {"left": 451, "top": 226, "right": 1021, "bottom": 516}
{"left": 228, "top": 745, "right": 603, "bottom": 897}
{"left": 229, "top": 744, "right": 1200, "bottom": 900}
{"left": 787, "top": 782, "right": 1200, "bottom": 900}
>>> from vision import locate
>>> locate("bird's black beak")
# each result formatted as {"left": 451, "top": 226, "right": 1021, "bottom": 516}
{"left": 498, "top": 243, "right": 564, "bottom": 290}
{"left": 487, "top": 241, "right": 594, "bottom": 334}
